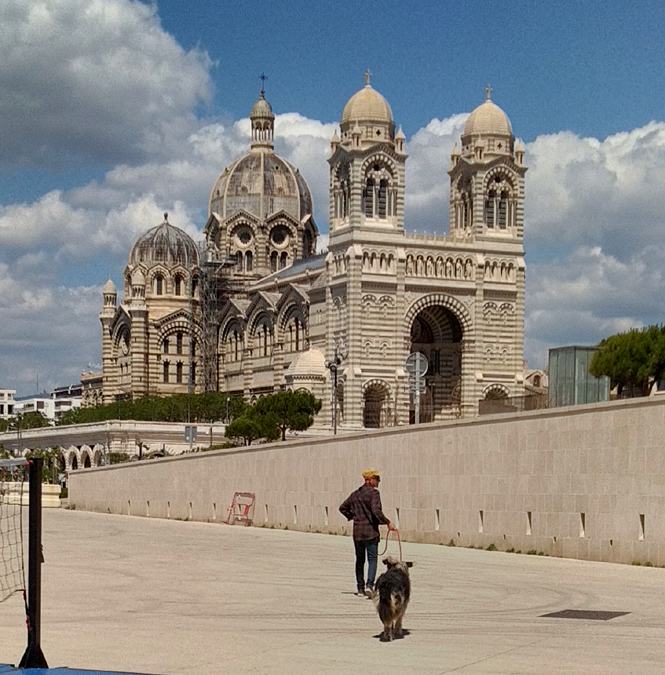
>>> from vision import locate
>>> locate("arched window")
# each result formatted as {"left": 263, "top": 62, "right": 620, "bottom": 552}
{"left": 176, "top": 332, "right": 183, "bottom": 355}
{"left": 484, "top": 190, "right": 496, "bottom": 228}
{"left": 280, "top": 252, "right": 288, "bottom": 269}
{"left": 245, "top": 251, "right": 253, "bottom": 271}
{"left": 263, "top": 325, "right": 269, "bottom": 356}
{"left": 498, "top": 191, "right": 509, "bottom": 229}
{"left": 363, "top": 178, "right": 375, "bottom": 218}
{"left": 176, "top": 362, "right": 183, "bottom": 384}
{"left": 163, "top": 338, "right": 169, "bottom": 354}
{"left": 485, "top": 175, "right": 514, "bottom": 230}
{"left": 190, "top": 363, "right": 196, "bottom": 386}
{"left": 163, "top": 361, "right": 169, "bottom": 383}
{"left": 154, "top": 274, "right": 164, "bottom": 295}
{"left": 378, "top": 179, "right": 388, "bottom": 218}
{"left": 174, "top": 275, "right": 182, "bottom": 295}
{"left": 271, "top": 251, "right": 278, "bottom": 273}
{"left": 463, "top": 195, "right": 472, "bottom": 228}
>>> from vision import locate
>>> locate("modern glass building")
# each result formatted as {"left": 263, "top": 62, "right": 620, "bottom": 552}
{"left": 548, "top": 346, "right": 610, "bottom": 407}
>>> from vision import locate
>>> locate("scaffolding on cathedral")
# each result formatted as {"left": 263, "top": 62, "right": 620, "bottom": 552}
{"left": 189, "top": 245, "right": 240, "bottom": 394}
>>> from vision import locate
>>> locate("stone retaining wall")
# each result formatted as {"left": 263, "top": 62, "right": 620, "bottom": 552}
{"left": 2, "top": 482, "right": 61, "bottom": 507}
{"left": 69, "top": 396, "right": 665, "bottom": 565}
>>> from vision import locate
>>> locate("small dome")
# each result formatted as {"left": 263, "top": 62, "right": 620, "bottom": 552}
{"left": 251, "top": 93, "right": 274, "bottom": 119}
{"left": 342, "top": 83, "right": 393, "bottom": 125}
{"left": 102, "top": 279, "right": 116, "bottom": 294}
{"left": 463, "top": 98, "right": 512, "bottom": 137}
{"left": 129, "top": 214, "right": 199, "bottom": 267}
{"left": 285, "top": 348, "right": 327, "bottom": 378}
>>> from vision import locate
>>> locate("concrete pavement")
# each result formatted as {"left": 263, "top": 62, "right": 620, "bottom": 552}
{"left": 2, "top": 510, "right": 665, "bottom": 674}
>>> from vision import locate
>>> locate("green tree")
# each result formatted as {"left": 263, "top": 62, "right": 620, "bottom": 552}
{"left": 254, "top": 390, "right": 322, "bottom": 441}
{"left": 224, "top": 411, "right": 267, "bottom": 446}
{"left": 590, "top": 325, "right": 665, "bottom": 397}
{"left": 57, "top": 392, "right": 247, "bottom": 426}
{"left": 14, "top": 411, "right": 50, "bottom": 430}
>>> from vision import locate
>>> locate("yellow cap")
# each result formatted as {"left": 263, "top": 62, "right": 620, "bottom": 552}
{"left": 362, "top": 469, "right": 380, "bottom": 479}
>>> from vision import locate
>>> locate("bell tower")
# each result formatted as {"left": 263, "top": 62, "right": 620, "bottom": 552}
{"left": 250, "top": 74, "right": 275, "bottom": 152}
{"left": 328, "top": 71, "right": 407, "bottom": 240}
{"left": 448, "top": 87, "right": 526, "bottom": 240}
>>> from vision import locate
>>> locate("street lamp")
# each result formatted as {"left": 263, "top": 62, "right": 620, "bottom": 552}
{"left": 325, "top": 339, "right": 347, "bottom": 435}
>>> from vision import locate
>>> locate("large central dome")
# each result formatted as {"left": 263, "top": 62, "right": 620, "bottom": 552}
{"left": 209, "top": 152, "right": 312, "bottom": 222}
{"left": 208, "top": 89, "right": 313, "bottom": 223}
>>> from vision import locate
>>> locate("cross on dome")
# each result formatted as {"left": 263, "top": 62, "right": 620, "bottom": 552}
{"left": 364, "top": 68, "right": 372, "bottom": 87}
{"left": 259, "top": 72, "right": 268, "bottom": 97}
{"left": 484, "top": 84, "right": 493, "bottom": 101}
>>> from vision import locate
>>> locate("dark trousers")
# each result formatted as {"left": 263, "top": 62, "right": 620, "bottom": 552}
{"left": 353, "top": 537, "right": 379, "bottom": 591}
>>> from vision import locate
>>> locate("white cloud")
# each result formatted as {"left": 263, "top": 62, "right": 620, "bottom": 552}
{"left": 404, "top": 114, "right": 467, "bottom": 231}
{"left": 0, "top": 263, "right": 100, "bottom": 393}
{"left": 524, "top": 244, "right": 665, "bottom": 367}
{"left": 525, "top": 123, "right": 665, "bottom": 257}
{"left": 0, "top": 0, "right": 212, "bottom": 166}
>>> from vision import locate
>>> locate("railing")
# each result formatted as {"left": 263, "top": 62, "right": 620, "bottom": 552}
{"left": 478, "top": 393, "right": 549, "bottom": 416}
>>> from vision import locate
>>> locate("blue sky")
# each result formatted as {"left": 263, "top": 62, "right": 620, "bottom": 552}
{"left": 2, "top": 0, "right": 665, "bottom": 395}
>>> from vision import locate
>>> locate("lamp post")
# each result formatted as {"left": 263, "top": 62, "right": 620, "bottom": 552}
{"left": 325, "top": 339, "right": 347, "bottom": 435}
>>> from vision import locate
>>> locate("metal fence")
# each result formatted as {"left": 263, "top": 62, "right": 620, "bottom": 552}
{"left": 478, "top": 393, "right": 549, "bottom": 416}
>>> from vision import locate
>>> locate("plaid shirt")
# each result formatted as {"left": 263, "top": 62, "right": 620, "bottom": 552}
{"left": 339, "top": 484, "right": 390, "bottom": 541}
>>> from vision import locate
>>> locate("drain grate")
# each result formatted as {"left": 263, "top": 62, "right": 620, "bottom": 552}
{"left": 540, "top": 609, "right": 630, "bottom": 621}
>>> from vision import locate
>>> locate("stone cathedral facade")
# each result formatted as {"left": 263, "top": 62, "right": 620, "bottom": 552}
{"left": 100, "top": 76, "right": 526, "bottom": 430}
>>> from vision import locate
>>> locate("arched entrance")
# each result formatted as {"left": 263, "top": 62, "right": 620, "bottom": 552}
{"left": 409, "top": 305, "right": 463, "bottom": 422}
{"left": 363, "top": 381, "right": 391, "bottom": 428}
{"left": 478, "top": 384, "right": 510, "bottom": 414}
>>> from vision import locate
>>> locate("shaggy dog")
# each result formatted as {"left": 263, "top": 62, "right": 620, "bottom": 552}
{"left": 373, "top": 556, "right": 413, "bottom": 641}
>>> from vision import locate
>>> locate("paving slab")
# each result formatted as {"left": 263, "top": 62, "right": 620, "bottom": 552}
{"left": 2, "top": 510, "right": 665, "bottom": 674}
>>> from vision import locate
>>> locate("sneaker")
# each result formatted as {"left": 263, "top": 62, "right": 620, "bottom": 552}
{"left": 355, "top": 589, "right": 366, "bottom": 597}
{"left": 364, "top": 588, "right": 374, "bottom": 599}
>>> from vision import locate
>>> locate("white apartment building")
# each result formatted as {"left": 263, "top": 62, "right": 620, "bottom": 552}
{"left": 0, "top": 389, "right": 16, "bottom": 420}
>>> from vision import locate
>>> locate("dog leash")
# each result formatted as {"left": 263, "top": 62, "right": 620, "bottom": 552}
{"left": 379, "top": 528, "right": 403, "bottom": 561}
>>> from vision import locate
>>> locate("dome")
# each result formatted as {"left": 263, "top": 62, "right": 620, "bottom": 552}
{"left": 463, "top": 97, "right": 512, "bottom": 137}
{"left": 251, "top": 93, "right": 274, "bottom": 119}
{"left": 129, "top": 214, "right": 199, "bottom": 267}
{"left": 285, "top": 348, "right": 327, "bottom": 378}
{"left": 209, "top": 152, "right": 313, "bottom": 222}
{"left": 342, "top": 83, "right": 393, "bottom": 125}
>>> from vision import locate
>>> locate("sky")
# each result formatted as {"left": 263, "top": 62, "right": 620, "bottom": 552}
{"left": 2, "top": 0, "right": 665, "bottom": 396}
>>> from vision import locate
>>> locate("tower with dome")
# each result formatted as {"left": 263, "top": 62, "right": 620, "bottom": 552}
{"left": 99, "top": 76, "right": 526, "bottom": 429}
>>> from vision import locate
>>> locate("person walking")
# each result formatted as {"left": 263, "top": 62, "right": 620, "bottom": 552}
{"left": 339, "top": 469, "right": 397, "bottom": 597}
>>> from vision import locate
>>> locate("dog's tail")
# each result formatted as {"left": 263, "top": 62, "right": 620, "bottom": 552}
{"left": 375, "top": 587, "right": 406, "bottom": 624}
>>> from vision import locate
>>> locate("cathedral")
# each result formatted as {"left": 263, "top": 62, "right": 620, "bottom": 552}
{"left": 99, "top": 74, "right": 526, "bottom": 430}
